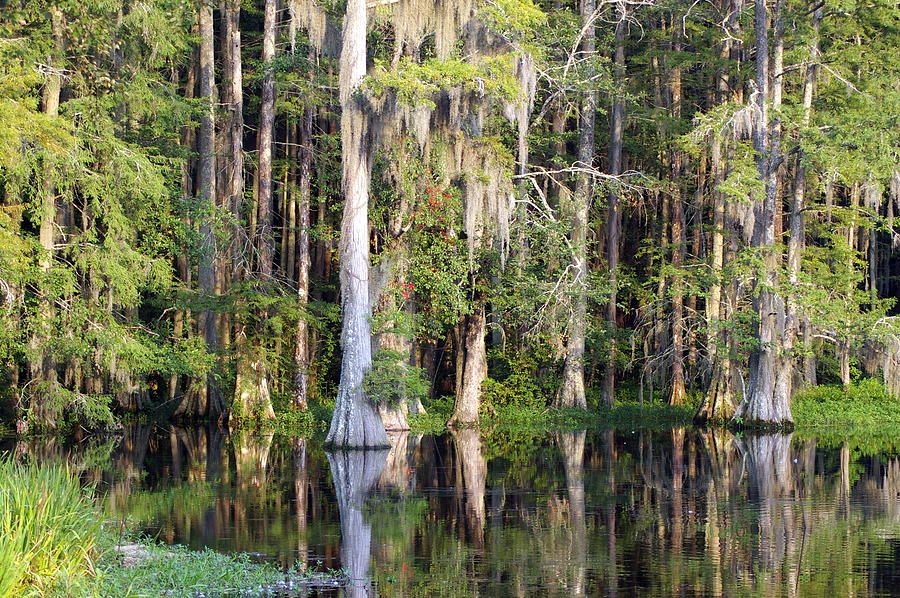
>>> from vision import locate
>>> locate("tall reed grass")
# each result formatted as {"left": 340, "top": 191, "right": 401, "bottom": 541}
{"left": 0, "top": 459, "right": 101, "bottom": 597}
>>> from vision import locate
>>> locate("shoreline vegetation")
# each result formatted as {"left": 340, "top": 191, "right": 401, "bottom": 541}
{"left": 0, "top": 459, "right": 346, "bottom": 598}
{"left": 2, "top": 379, "right": 898, "bottom": 597}
{"left": 2, "top": 0, "right": 898, "bottom": 444}
{"left": 3, "top": 378, "right": 900, "bottom": 440}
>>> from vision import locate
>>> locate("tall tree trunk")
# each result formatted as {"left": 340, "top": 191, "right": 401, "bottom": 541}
{"left": 669, "top": 42, "right": 686, "bottom": 406}
{"left": 170, "top": 43, "right": 198, "bottom": 405}
{"left": 219, "top": 0, "right": 242, "bottom": 355}
{"left": 558, "top": 0, "right": 598, "bottom": 409}
{"left": 293, "top": 108, "right": 314, "bottom": 409}
{"left": 696, "top": 4, "right": 740, "bottom": 423}
{"left": 178, "top": 0, "right": 223, "bottom": 420}
{"left": 789, "top": 5, "right": 821, "bottom": 390}
{"left": 734, "top": 0, "right": 792, "bottom": 428}
{"left": 257, "top": 0, "right": 277, "bottom": 280}
{"left": 27, "top": 6, "right": 65, "bottom": 430}
{"left": 325, "top": 0, "right": 388, "bottom": 447}
{"left": 233, "top": 0, "right": 277, "bottom": 421}
{"left": 601, "top": 18, "right": 625, "bottom": 407}
{"left": 285, "top": 124, "right": 298, "bottom": 280}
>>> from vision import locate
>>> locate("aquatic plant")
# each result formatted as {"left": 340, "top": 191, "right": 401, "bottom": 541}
{"left": 0, "top": 459, "right": 101, "bottom": 597}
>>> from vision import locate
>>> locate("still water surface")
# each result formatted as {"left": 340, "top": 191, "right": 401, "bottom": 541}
{"left": 8, "top": 426, "right": 900, "bottom": 597}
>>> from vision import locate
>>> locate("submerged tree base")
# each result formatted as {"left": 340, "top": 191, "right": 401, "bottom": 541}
{"left": 728, "top": 418, "right": 795, "bottom": 433}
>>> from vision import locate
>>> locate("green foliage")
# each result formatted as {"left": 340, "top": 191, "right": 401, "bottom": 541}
{"left": 94, "top": 537, "right": 314, "bottom": 598}
{"left": 480, "top": 350, "right": 552, "bottom": 415}
{"left": 0, "top": 0, "right": 203, "bottom": 429}
{"left": 409, "top": 395, "right": 455, "bottom": 434}
{"left": 0, "top": 459, "right": 101, "bottom": 598}
{"left": 263, "top": 403, "right": 322, "bottom": 434}
{"left": 404, "top": 175, "right": 471, "bottom": 339}
{"left": 363, "top": 350, "right": 429, "bottom": 407}
{"left": 366, "top": 54, "right": 523, "bottom": 108}
{"left": 793, "top": 378, "right": 900, "bottom": 428}
{"left": 478, "top": 0, "right": 547, "bottom": 40}
{"left": 20, "top": 381, "right": 115, "bottom": 432}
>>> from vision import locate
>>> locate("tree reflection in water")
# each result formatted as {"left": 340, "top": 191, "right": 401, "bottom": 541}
{"left": 7, "top": 425, "right": 900, "bottom": 597}
{"left": 327, "top": 448, "right": 388, "bottom": 598}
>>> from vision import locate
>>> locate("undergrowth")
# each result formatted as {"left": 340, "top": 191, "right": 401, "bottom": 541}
{"left": 409, "top": 395, "right": 695, "bottom": 433}
{"left": 792, "top": 378, "right": 900, "bottom": 453}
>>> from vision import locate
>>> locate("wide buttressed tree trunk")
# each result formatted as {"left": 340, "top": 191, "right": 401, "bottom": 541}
{"left": 448, "top": 305, "right": 488, "bottom": 426}
{"left": 557, "top": 0, "right": 598, "bottom": 409}
{"left": 325, "top": 0, "right": 388, "bottom": 448}
{"left": 733, "top": 0, "right": 793, "bottom": 429}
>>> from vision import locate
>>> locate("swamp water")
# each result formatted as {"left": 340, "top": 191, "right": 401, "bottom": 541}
{"left": 6, "top": 426, "right": 900, "bottom": 597}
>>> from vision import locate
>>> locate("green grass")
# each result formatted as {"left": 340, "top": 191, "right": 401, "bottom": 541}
{"left": 792, "top": 378, "right": 900, "bottom": 453}
{"left": 792, "top": 378, "right": 900, "bottom": 427}
{"left": 410, "top": 378, "right": 900, "bottom": 438}
{"left": 93, "top": 536, "right": 330, "bottom": 598}
{"left": 409, "top": 395, "right": 695, "bottom": 433}
{"left": 0, "top": 458, "right": 101, "bottom": 598}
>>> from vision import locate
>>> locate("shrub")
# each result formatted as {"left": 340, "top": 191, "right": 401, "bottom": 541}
{"left": 363, "top": 350, "right": 430, "bottom": 407}
{"left": 480, "top": 351, "right": 550, "bottom": 415}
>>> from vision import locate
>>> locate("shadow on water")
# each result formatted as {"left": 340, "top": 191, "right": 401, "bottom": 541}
{"left": 4, "top": 424, "right": 900, "bottom": 597}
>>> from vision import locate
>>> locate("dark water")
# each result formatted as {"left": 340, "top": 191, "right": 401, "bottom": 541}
{"left": 7, "top": 426, "right": 900, "bottom": 597}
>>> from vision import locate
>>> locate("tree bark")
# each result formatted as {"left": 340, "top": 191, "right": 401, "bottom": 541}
{"left": 449, "top": 306, "right": 488, "bottom": 426}
{"left": 177, "top": 0, "right": 223, "bottom": 420}
{"left": 788, "top": 5, "right": 821, "bottom": 390}
{"left": 293, "top": 108, "right": 314, "bottom": 409}
{"left": 696, "top": 7, "right": 740, "bottom": 423}
{"left": 28, "top": 6, "right": 64, "bottom": 429}
{"left": 602, "top": 17, "right": 626, "bottom": 407}
{"left": 734, "top": 0, "right": 793, "bottom": 429}
{"left": 558, "top": 0, "right": 598, "bottom": 409}
{"left": 325, "top": 0, "right": 388, "bottom": 447}
{"left": 256, "top": 0, "right": 277, "bottom": 280}
{"left": 669, "top": 42, "right": 686, "bottom": 406}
